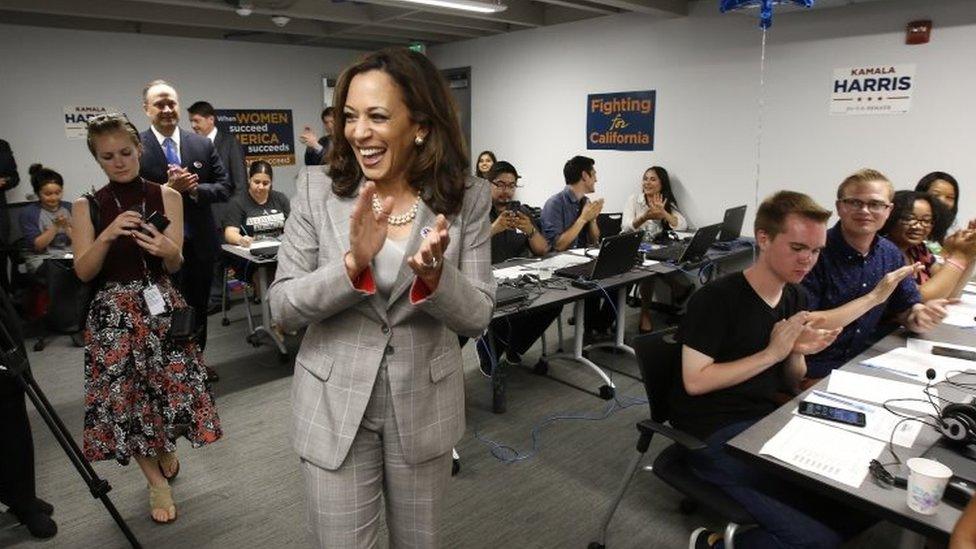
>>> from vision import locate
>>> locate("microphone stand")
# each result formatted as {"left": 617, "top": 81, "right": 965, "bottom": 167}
{"left": 0, "top": 288, "right": 140, "bottom": 548}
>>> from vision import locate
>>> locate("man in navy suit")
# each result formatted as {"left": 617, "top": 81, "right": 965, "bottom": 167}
{"left": 188, "top": 100, "right": 247, "bottom": 312}
{"left": 139, "top": 80, "right": 233, "bottom": 380}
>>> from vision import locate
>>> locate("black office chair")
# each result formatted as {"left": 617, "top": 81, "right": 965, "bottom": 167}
{"left": 589, "top": 328, "right": 755, "bottom": 549}
{"left": 597, "top": 212, "right": 623, "bottom": 238}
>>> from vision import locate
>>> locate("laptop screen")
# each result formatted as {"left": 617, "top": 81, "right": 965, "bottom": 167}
{"left": 719, "top": 205, "right": 747, "bottom": 242}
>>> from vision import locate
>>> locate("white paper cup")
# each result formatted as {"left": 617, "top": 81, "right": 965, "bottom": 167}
{"left": 906, "top": 457, "right": 953, "bottom": 515}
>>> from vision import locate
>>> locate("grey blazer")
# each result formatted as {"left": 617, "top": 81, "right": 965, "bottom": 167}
{"left": 269, "top": 167, "right": 495, "bottom": 470}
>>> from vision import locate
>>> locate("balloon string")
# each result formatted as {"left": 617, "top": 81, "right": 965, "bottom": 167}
{"left": 755, "top": 28, "right": 767, "bottom": 214}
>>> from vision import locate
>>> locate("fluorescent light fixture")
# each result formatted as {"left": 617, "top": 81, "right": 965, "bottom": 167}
{"left": 397, "top": 0, "right": 507, "bottom": 14}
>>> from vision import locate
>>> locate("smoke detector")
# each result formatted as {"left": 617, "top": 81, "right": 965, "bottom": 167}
{"left": 271, "top": 15, "right": 291, "bottom": 27}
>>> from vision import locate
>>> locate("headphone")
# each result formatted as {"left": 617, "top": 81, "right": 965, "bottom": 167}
{"left": 921, "top": 367, "right": 976, "bottom": 446}
{"left": 941, "top": 402, "right": 976, "bottom": 444}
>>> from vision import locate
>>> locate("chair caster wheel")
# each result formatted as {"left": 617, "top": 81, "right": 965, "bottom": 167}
{"left": 246, "top": 334, "right": 260, "bottom": 347}
{"left": 533, "top": 359, "right": 549, "bottom": 375}
{"left": 598, "top": 385, "right": 614, "bottom": 400}
{"left": 451, "top": 458, "right": 460, "bottom": 476}
{"left": 221, "top": 318, "right": 230, "bottom": 326}
{"left": 588, "top": 543, "right": 605, "bottom": 549}
{"left": 679, "top": 498, "right": 698, "bottom": 514}
{"left": 33, "top": 339, "right": 45, "bottom": 352}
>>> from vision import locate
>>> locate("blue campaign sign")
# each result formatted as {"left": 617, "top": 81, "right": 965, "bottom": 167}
{"left": 214, "top": 109, "right": 296, "bottom": 166}
{"left": 586, "top": 91, "right": 656, "bottom": 151}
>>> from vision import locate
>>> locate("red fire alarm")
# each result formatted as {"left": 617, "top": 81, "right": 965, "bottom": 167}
{"left": 906, "top": 20, "right": 931, "bottom": 45}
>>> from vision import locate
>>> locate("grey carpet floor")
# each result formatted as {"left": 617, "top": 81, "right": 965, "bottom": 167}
{"left": 1, "top": 301, "right": 904, "bottom": 548}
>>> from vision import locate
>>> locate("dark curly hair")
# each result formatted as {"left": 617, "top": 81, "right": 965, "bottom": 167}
{"left": 880, "top": 190, "right": 951, "bottom": 245}
{"left": 28, "top": 164, "right": 64, "bottom": 194}
{"left": 327, "top": 48, "right": 469, "bottom": 216}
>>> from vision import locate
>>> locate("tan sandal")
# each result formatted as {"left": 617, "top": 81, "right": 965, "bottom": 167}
{"left": 148, "top": 484, "right": 177, "bottom": 524}
{"left": 158, "top": 451, "right": 180, "bottom": 481}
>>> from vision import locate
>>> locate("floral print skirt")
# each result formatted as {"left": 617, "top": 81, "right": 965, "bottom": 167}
{"left": 83, "top": 277, "right": 222, "bottom": 464}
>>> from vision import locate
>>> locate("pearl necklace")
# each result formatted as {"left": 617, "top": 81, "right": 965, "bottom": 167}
{"left": 372, "top": 193, "right": 420, "bottom": 226}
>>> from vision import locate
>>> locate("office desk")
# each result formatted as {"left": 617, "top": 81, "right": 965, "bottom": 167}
{"left": 487, "top": 242, "right": 754, "bottom": 413}
{"left": 220, "top": 243, "right": 287, "bottom": 358}
{"left": 727, "top": 323, "right": 975, "bottom": 540}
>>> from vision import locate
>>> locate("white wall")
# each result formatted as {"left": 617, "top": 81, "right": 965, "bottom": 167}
{"left": 0, "top": 24, "right": 364, "bottom": 202}
{"left": 430, "top": 0, "right": 976, "bottom": 230}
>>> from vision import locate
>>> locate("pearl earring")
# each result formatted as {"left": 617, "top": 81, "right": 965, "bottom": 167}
{"left": 415, "top": 135, "right": 425, "bottom": 146}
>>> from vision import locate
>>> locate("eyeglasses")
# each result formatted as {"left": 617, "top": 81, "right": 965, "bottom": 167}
{"left": 838, "top": 198, "right": 891, "bottom": 213}
{"left": 491, "top": 180, "right": 522, "bottom": 191}
{"left": 898, "top": 216, "right": 934, "bottom": 227}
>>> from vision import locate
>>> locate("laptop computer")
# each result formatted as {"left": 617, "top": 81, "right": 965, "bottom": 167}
{"left": 718, "top": 205, "right": 747, "bottom": 242}
{"left": 642, "top": 223, "right": 722, "bottom": 263}
{"left": 553, "top": 230, "right": 644, "bottom": 281}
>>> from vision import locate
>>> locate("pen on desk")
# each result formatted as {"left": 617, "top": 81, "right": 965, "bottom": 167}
{"left": 811, "top": 390, "right": 872, "bottom": 412}
{"left": 858, "top": 362, "right": 920, "bottom": 379}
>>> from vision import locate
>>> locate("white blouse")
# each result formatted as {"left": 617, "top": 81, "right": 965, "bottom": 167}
{"left": 621, "top": 192, "right": 688, "bottom": 238}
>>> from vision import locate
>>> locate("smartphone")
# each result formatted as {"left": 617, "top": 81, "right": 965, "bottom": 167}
{"left": 144, "top": 210, "right": 171, "bottom": 233}
{"left": 932, "top": 346, "right": 976, "bottom": 362}
{"left": 798, "top": 401, "right": 866, "bottom": 427}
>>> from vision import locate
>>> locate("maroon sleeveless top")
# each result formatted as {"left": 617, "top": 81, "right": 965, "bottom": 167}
{"left": 94, "top": 178, "right": 167, "bottom": 283}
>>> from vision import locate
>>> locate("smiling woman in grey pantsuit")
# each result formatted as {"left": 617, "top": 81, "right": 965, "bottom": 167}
{"left": 268, "top": 47, "right": 495, "bottom": 548}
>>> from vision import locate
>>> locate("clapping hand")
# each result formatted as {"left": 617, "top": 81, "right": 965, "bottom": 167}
{"left": 166, "top": 165, "right": 199, "bottom": 193}
{"left": 345, "top": 181, "right": 392, "bottom": 279}
{"left": 906, "top": 298, "right": 956, "bottom": 333}
{"left": 869, "top": 264, "right": 919, "bottom": 305}
{"left": 580, "top": 198, "right": 604, "bottom": 223}
{"left": 644, "top": 193, "right": 668, "bottom": 221}
{"left": 407, "top": 214, "right": 450, "bottom": 291}
{"left": 53, "top": 213, "right": 70, "bottom": 230}
{"left": 767, "top": 311, "right": 808, "bottom": 362}
{"left": 793, "top": 316, "right": 842, "bottom": 355}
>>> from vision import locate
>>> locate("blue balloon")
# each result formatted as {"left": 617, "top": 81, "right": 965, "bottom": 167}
{"left": 720, "top": 0, "right": 814, "bottom": 29}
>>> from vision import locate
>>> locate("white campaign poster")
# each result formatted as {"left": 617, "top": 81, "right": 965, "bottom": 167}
{"left": 830, "top": 64, "right": 916, "bottom": 116}
{"left": 64, "top": 105, "right": 117, "bottom": 139}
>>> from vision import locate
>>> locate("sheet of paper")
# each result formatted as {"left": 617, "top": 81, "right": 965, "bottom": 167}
{"left": 862, "top": 347, "right": 976, "bottom": 382}
{"left": 794, "top": 391, "right": 923, "bottom": 447}
{"left": 963, "top": 283, "right": 976, "bottom": 295}
{"left": 493, "top": 265, "right": 529, "bottom": 280}
{"left": 249, "top": 239, "right": 280, "bottom": 250}
{"left": 641, "top": 259, "right": 660, "bottom": 267}
{"left": 534, "top": 254, "right": 592, "bottom": 270}
{"left": 760, "top": 417, "right": 885, "bottom": 488}
{"left": 960, "top": 293, "right": 976, "bottom": 307}
{"left": 566, "top": 247, "right": 591, "bottom": 257}
{"left": 943, "top": 302, "right": 976, "bottom": 328}
{"left": 826, "top": 369, "right": 940, "bottom": 415}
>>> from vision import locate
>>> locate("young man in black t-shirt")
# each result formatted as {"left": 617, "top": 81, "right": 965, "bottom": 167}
{"left": 676, "top": 192, "right": 869, "bottom": 549}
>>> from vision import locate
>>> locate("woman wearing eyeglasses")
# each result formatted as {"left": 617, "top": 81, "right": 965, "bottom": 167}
{"left": 880, "top": 190, "right": 976, "bottom": 300}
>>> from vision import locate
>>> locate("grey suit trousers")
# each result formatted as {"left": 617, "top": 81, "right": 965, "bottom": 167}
{"left": 301, "top": 363, "right": 452, "bottom": 548}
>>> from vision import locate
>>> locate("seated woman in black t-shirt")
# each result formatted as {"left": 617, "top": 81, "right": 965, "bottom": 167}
{"left": 223, "top": 160, "right": 290, "bottom": 247}
{"left": 222, "top": 161, "right": 290, "bottom": 287}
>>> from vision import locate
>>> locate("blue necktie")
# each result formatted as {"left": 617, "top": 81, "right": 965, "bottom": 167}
{"left": 163, "top": 137, "right": 180, "bottom": 166}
